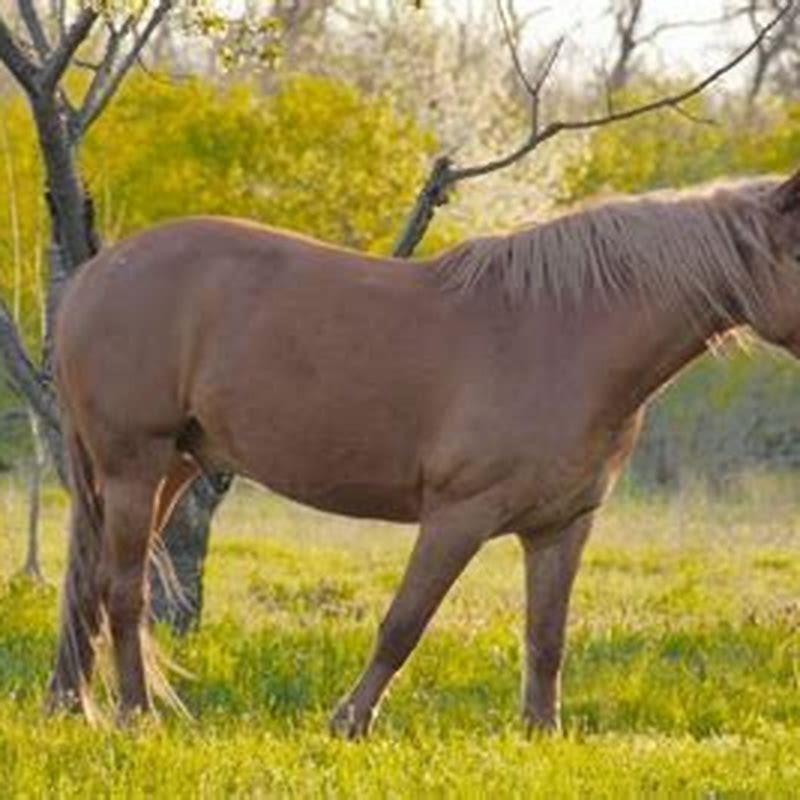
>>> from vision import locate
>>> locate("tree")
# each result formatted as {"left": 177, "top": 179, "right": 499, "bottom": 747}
{"left": 0, "top": 0, "right": 350, "bottom": 623}
{"left": 393, "top": 0, "right": 793, "bottom": 256}
{"left": 742, "top": 0, "right": 800, "bottom": 104}
{"left": 0, "top": 0, "right": 218, "bottom": 630}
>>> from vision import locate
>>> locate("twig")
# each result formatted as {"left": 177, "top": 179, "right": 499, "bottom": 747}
{"left": 80, "top": 15, "right": 135, "bottom": 128}
{"left": 496, "top": 0, "right": 562, "bottom": 133}
{"left": 0, "top": 299, "right": 59, "bottom": 430}
{"left": 393, "top": 0, "right": 795, "bottom": 257}
{"left": 670, "top": 103, "right": 716, "bottom": 126}
{"left": 78, "top": 0, "right": 175, "bottom": 133}
{"left": 0, "top": 17, "right": 40, "bottom": 94}
{"left": 41, "top": 7, "right": 99, "bottom": 91}
{"left": 18, "top": 0, "right": 51, "bottom": 61}
{"left": 496, "top": 0, "right": 536, "bottom": 96}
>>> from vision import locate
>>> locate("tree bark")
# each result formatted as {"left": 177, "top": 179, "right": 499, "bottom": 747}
{"left": 2, "top": 93, "right": 226, "bottom": 633}
{"left": 149, "top": 476, "right": 227, "bottom": 634}
{"left": 22, "top": 408, "right": 45, "bottom": 581}
{"left": 32, "top": 97, "right": 92, "bottom": 274}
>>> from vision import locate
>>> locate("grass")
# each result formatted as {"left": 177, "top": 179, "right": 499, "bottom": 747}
{"left": 0, "top": 474, "right": 798, "bottom": 797}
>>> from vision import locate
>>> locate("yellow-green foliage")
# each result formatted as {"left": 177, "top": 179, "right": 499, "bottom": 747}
{"left": 733, "top": 101, "right": 800, "bottom": 175}
{"left": 560, "top": 88, "right": 732, "bottom": 201}
{"left": 0, "top": 480, "right": 798, "bottom": 795}
{"left": 85, "top": 74, "right": 447, "bottom": 254}
{"left": 0, "top": 73, "right": 451, "bottom": 355}
{"left": 0, "top": 99, "right": 46, "bottom": 352}
{"left": 561, "top": 88, "right": 800, "bottom": 202}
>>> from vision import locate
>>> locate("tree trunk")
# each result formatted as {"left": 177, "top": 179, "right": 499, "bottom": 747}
{"left": 22, "top": 94, "right": 228, "bottom": 633}
{"left": 149, "top": 476, "right": 227, "bottom": 635}
{"left": 22, "top": 407, "right": 45, "bottom": 582}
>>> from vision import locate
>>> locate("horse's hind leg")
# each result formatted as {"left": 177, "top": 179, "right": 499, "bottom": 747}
{"left": 103, "top": 446, "right": 171, "bottom": 718}
{"left": 518, "top": 514, "right": 592, "bottom": 734}
{"left": 330, "top": 500, "right": 494, "bottom": 739}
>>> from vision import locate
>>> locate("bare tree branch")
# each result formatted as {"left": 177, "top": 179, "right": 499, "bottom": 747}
{"left": 745, "top": 0, "right": 800, "bottom": 104}
{"left": 0, "top": 300, "right": 59, "bottom": 430}
{"left": 41, "top": 6, "right": 99, "bottom": 91}
{"left": 393, "top": 155, "right": 453, "bottom": 257}
{"left": 639, "top": 9, "right": 752, "bottom": 45}
{"left": 0, "top": 15, "right": 40, "bottom": 94}
{"left": 52, "top": 0, "right": 67, "bottom": 39}
{"left": 496, "top": 0, "right": 536, "bottom": 96}
{"left": 527, "top": 36, "right": 563, "bottom": 134}
{"left": 394, "top": 0, "right": 795, "bottom": 257}
{"left": 18, "top": 0, "right": 51, "bottom": 60}
{"left": 79, "top": 15, "right": 135, "bottom": 128}
{"left": 607, "top": 0, "right": 644, "bottom": 91}
{"left": 78, "top": 0, "right": 174, "bottom": 133}
{"left": 496, "top": 0, "right": 564, "bottom": 136}
{"left": 461, "top": 1, "right": 793, "bottom": 175}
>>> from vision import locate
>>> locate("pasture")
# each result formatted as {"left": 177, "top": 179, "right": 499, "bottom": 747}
{"left": 0, "top": 475, "right": 798, "bottom": 797}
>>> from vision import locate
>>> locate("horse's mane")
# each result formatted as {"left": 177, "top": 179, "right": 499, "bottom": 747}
{"left": 435, "top": 179, "right": 781, "bottom": 324}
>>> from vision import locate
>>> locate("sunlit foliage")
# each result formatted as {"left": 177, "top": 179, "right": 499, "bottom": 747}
{"left": 560, "top": 87, "right": 800, "bottom": 201}
{"left": 559, "top": 87, "right": 733, "bottom": 201}
{"left": 0, "top": 73, "right": 450, "bottom": 354}
{"left": 85, "top": 73, "right": 441, "bottom": 251}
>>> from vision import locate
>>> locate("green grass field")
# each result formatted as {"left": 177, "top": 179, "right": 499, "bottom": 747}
{"left": 0, "top": 475, "right": 798, "bottom": 797}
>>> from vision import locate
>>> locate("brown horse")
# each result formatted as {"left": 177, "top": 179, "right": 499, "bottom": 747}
{"left": 48, "top": 170, "right": 800, "bottom": 737}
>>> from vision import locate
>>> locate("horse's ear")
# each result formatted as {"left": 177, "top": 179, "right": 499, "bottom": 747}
{"left": 772, "top": 169, "right": 800, "bottom": 213}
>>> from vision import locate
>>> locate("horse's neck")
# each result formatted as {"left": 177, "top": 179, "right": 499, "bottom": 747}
{"left": 589, "top": 292, "right": 733, "bottom": 416}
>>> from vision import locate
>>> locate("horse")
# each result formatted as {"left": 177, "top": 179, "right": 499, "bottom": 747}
{"left": 47, "top": 169, "right": 800, "bottom": 738}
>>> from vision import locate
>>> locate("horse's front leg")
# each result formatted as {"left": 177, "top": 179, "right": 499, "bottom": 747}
{"left": 330, "top": 498, "right": 496, "bottom": 739}
{"left": 518, "top": 513, "right": 593, "bottom": 734}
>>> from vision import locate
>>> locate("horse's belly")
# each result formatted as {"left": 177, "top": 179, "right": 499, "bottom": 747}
{"left": 283, "top": 478, "right": 420, "bottom": 522}
{"left": 203, "top": 411, "right": 424, "bottom": 523}
{"left": 242, "top": 463, "right": 422, "bottom": 523}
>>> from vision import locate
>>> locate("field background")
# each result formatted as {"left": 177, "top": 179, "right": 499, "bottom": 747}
{"left": 3, "top": 2, "right": 800, "bottom": 797}
{"left": 0, "top": 475, "right": 798, "bottom": 797}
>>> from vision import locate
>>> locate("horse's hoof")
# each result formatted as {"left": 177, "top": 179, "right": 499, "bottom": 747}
{"left": 329, "top": 701, "right": 373, "bottom": 740}
{"left": 523, "top": 710, "right": 561, "bottom": 738}
{"left": 115, "top": 703, "right": 154, "bottom": 729}
{"left": 43, "top": 686, "right": 86, "bottom": 718}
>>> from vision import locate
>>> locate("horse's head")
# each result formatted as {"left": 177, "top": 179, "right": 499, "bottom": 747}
{"left": 743, "top": 168, "right": 800, "bottom": 357}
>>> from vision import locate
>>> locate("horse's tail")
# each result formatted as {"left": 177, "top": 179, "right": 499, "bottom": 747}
{"left": 48, "top": 419, "right": 106, "bottom": 720}
{"left": 63, "top": 423, "right": 105, "bottom": 634}
{"left": 54, "top": 423, "right": 191, "bottom": 719}
{"left": 65, "top": 422, "right": 103, "bottom": 538}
